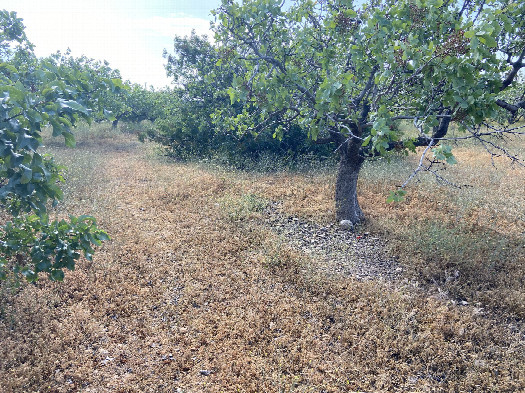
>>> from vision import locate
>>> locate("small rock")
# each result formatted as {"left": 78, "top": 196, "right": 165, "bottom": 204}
{"left": 200, "top": 369, "right": 212, "bottom": 376}
{"left": 474, "top": 359, "right": 486, "bottom": 367}
{"left": 339, "top": 220, "right": 354, "bottom": 230}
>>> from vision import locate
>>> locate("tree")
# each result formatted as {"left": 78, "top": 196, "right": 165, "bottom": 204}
{"left": 157, "top": 31, "right": 333, "bottom": 163}
{"left": 1, "top": 11, "right": 119, "bottom": 282}
{"left": 155, "top": 31, "right": 247, "bottom": 157}
{"left": 213, "top": 0, "right": 525, "bottom": 224}
{"left": 46, "top": 51, "right": 128, "bottom": 127}
{"left": 110, "top": 84, "right": 159, "bottom": 127}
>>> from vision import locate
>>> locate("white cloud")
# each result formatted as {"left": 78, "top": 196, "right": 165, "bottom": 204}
{"left": 139, "top": 14, "right": 213, "bottom": 39}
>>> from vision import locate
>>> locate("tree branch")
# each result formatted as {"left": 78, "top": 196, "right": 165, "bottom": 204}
{"left": 353, "top": 65, "right": 378, "bottom": 108}
{"left": 496, "top": 98, "right": 525, "bottom": 114}
{"left": 400, "top": 138, "right": 434, "bottom": 188}
{"left": 501, "top": 46, "right": 525, "bottom": 91}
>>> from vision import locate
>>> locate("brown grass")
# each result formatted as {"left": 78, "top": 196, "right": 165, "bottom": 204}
{"left": 1, "top": 127, "right": 524, "bottom": 392}
{"left": 356, "top": 140, "right": 525, "bottom": 317}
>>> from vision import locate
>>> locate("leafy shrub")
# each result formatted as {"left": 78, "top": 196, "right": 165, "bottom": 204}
{"left": 1, "top": 10, "right": 115, "bottom": 281}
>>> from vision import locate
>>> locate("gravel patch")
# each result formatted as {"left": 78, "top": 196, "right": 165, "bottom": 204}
{"left": 261, "top": 202, "right": 403, "bottom": 281}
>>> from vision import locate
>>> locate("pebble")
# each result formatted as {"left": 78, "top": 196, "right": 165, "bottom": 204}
{"left": 339, "top": 220, "right": 354, "bottom": 230}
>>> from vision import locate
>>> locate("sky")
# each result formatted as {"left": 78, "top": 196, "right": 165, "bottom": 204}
{"left": 2, "top": 0, "right": 222, "bottom": 89}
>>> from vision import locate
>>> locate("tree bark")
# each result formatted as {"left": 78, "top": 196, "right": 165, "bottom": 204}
{"left": 335, "top": 140, "right": 365, "bottom": 224}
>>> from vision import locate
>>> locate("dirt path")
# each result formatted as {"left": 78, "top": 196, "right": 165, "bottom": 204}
{"left": 1, "top": 135, "right": 524, "bottom": 393}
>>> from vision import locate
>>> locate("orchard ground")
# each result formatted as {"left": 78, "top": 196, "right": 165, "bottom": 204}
{"left": 1, "top": 123, "right": 524, "bottom": 392}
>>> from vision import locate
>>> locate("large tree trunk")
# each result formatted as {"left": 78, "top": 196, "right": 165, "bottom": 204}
{"left": 335, "top": 141, "right": 364, "bottom": 224}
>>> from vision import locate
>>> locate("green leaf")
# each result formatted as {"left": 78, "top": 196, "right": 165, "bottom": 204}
{"left": 20, "top": 164, "right": 32, "bottom": 184}
{"left": 96, "top": 232, "right": 110, "bottom": 242}
{"left": 446, "top": 155, "right": 457, "bottom": 165}
{"left": 432, "top": 145, "right": 456, "bottom": 164}
{"left": 478, "top": 34, "right": 497, "bottom": 48}
{"left": 63, "top": 131, "right": 76, "bottom": 147}
{"left": 464, "top": 30, "right": 475, "bottom": 39}
{"left": 362, "top": 135, "right": 372, "bottom": 147}
{"left": 103, "top": 109, "right": 116, "bottom": 122}
{"left": 57, "top": 99, "right": 89, "bottom": 115}
{"left": 21, "top": 268, "right": 38, "bottom": 282}
{"left": 50, "top": 269, "right": 65, "bottom": 281}
{"left": 386, "top": 189, "right": 406, "bottom": 204}
{"left": 227, "top": 87, "right": 237, "bottom": 105}
{"left": 35, "top": 259, "right": 52, "bottom": 272}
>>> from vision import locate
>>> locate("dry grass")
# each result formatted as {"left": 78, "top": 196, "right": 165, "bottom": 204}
{"left": 1, "top": 125, "right": 524, "bottom": 392}
{"left": 357, "top": 136, "right": 525, "bottom": 317}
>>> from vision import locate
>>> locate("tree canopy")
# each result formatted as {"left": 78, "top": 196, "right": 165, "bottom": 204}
{"left": 212, "top": 0, "right": 524, "bottom": 223}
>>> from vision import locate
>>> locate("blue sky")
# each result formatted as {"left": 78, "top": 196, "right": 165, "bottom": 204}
{"left": 2, "top": 0, "right": 222, "bottom": 88}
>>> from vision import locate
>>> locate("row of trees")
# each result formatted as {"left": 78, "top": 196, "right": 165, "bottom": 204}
{"left": 0, "top": 10, "right": 174, "bottom": 282}
{"left": 1, "top": 7, "right": 323, "bottom": 283}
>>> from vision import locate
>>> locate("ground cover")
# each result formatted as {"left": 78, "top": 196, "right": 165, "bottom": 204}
{"left": 1, "top": 126, "right": 524, "bottom": 392}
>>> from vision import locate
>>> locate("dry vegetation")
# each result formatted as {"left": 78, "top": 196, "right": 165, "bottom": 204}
{"left": 1, "top": 124, "right": 524, "bottom": 392}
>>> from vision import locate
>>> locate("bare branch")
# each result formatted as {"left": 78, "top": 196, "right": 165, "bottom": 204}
{"left": 436, "top": 123, "right": 525, "bottom": 141}
{"left": 327, "top": 114, "right": 364, "bottom": 141}
{"left": 364, "top": 114, "right": 452, "bottom": 127}
{"left": 400, "top": 138, "right": 434, "bottom": 188}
